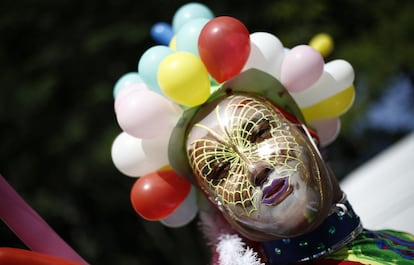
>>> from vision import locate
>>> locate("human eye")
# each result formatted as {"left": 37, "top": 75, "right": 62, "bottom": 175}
{"left": 202, "top": 158, "right": 230, "bottom": 184}
{"left": 249, "top": 119, "right": 272, "bottom": 143}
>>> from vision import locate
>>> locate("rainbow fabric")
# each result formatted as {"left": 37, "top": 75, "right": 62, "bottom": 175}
{"left": 317, "top": 229, "right": 414, "bottom": 265}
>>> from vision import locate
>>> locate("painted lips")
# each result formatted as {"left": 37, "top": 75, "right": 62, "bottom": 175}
{"left": 262, "top": 177, "right": 292, "bottom": 204}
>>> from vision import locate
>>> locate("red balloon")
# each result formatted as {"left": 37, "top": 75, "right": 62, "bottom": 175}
{"left": 130, "top": 169, "right": 191, "bottom": 220}
{"left": 198, "top": 16, "right": 250, "bottom": 83}
{"left": 0, "top": 248, "right": 82, "bottom": 265}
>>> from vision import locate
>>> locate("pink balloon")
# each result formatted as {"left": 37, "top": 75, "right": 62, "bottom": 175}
{"left": 280, "top": 45, "right": 324, "bottom": 93}
{"left": 114, "top": 83, "right": 149, "bottom": 113}
{"left": 116, "top": 89, "right": 182, "bottom": 139}
{"left": 310, "top": 118, "right": 341, "bottom": 147}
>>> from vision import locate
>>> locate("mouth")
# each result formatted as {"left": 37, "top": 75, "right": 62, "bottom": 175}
{"left": 262, "top": 177, "right": 292, "bottom": 205}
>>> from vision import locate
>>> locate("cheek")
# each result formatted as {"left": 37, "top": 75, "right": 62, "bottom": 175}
{"left": 296, "top": 149, "right": 319, "bottom": 184}
{"left": 215, "top": 180, "right": 243, "bottom": 203}
{"left": 215, "top": 178, "right": 258, "bottom": 215}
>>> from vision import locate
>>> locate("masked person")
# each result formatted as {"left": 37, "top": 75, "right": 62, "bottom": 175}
{"left": 166, "top": 69, "right": 414, "bottom": 265}
{"left": 112, "top": 10, "right": 414, "bottom": 263}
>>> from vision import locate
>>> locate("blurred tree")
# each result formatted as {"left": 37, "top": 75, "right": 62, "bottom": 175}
{"left": 0, "top": 0, "right": 413, "bottom": 264}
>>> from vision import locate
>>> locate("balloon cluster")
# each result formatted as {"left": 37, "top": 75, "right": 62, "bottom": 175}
{"left": 111, "top": 2, "right": 355, "bottom": 227}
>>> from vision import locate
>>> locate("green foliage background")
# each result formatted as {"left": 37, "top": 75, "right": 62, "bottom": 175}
{"left": 1, "top": 0, "right": 413, "bottom": 264}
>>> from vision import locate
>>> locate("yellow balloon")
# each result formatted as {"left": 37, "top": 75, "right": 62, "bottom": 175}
{"left": 169, "top": 36, "right": 177, "bottom": 51}
{"left": 158, "top": 51, "right": 210, "bottom": 107}
{"left": 301, "top": 84, "right": 355, "bottom": 122}
{"left": 309, "top": 33, "right": 334, "bottom": 57}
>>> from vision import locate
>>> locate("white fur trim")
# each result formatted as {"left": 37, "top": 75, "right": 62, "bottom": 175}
{"left": 216, "top": 234, "right": 264, "bottom": 265}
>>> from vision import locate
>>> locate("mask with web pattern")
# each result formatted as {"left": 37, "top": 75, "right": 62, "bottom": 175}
{"left": 185, "top": 94, "right": 333, "bottom": 239}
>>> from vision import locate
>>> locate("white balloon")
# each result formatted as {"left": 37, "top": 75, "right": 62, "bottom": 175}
{"left": 325, "top": 59, "right": 354, "bottom": 91}
{"left": 290, "top": 59, "right": 354, "bottom": 108}
{"left": 291, "top": 70, "right": 335, "bottom": 108}
{"left": 242, "top": 41, "right": 267, "bottom": 72}
{"left": 161, "top": 186, "right": 198, "bottom": 228}
{"left": 242, "top": 32, "right": 285, "bottom": 79}
{"left": 142, "top": 133, "right": 171, "bottom": 168}
{"left": 111, "top": 132, "right": 160, "bottom": 177}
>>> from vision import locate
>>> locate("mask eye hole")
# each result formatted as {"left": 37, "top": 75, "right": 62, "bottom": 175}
{"left": 202, "top": 159, "right": 230, "bottom": 184}
{"left": 249, "top": 119, "right": 272, "bottom": 143}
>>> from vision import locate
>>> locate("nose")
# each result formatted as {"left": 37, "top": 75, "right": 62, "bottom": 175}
{"left": 248, "top": 161, "right": 273, "bottom": 187}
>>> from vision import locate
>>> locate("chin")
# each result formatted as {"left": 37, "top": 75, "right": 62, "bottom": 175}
{"left": 226, "top": 190, "right": 329, "bottom": 241}
{"left": 230, "top": 210, "right": 325, "bottom": 242}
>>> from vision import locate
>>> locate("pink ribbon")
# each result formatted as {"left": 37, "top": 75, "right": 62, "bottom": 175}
{"left": 0, "top": 174, "right": 88, "bottom": 264}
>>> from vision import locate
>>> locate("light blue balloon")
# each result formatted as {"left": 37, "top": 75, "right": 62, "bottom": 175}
{"left": 138, "top": 45, "right": 174, "bottom": 94}
{"left": 113, "top": 72, "right": 143, "bottom": 98}
{"left": 151, "top": 22, "right": 174, "bottom": 46}
{"left": 172, "top": 3, "right": 214, "bottom": 33}
{"left": 176, "top": 18, "right": 209, "bottom": 56}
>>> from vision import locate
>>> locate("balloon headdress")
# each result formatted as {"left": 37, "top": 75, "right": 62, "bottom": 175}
{"left": 111, "top": 2, "right": 355, "bottom": 227}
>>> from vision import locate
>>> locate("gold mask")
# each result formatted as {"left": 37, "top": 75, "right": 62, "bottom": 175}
{"left": 186, "top": 94, "right": 334, "bottom": 241}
